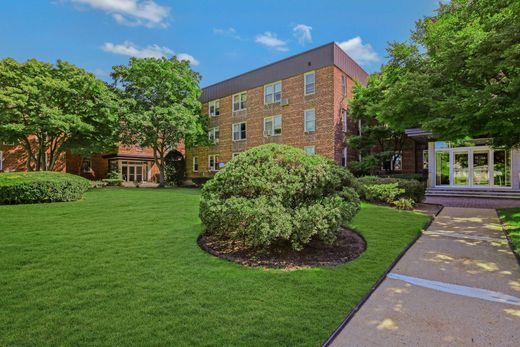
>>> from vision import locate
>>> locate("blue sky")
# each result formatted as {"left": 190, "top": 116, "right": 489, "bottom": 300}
{"left": 0, "top": 0, "right": 440, "bottom": 87}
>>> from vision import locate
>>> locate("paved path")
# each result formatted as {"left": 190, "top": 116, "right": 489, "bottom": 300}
{"left": 331, "top": 207, "right": 520, "bottom": 347}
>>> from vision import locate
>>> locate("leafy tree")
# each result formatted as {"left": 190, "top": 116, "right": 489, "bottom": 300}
{"left": 348, "top": 79, "right": 407, "bottom": 174}
{"left": 355, "top": 0, "right": 520, "bottom": 147}
{"left": 112, "top": 57, "right": 203, "bottom": 187}
{"left": 0, "top": 58, "right": 120, "bottom": 171}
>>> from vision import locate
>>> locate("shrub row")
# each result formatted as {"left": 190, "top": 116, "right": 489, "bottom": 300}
{"left": 357, "top": 176, "right": 425, "bottom": 206}
{"left": 200, "top": 144, "right": 361, "bottom": 251}
{"left": 0, "top": 172, "right": 90, "bottom": 204}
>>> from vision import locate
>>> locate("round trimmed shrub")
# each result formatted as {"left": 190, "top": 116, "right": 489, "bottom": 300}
{"left": 199, "top": 144, "right": 361, "bottom": 251}
{"left": 0, "top": 172, "right": 90, "bottom": 205}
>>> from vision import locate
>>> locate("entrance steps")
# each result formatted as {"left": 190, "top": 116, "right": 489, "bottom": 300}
{"left": 426, "top": 188, "right": 520, "bottom": 200}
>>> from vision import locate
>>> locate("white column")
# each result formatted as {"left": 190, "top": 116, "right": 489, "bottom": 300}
{"left": 428, "top": 142, "right": 435, "bottom": 188}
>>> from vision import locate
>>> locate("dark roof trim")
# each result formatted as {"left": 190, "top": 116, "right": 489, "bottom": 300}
{"left": 200, "top": 42, "right": 369, "bottom": 103}
{"left": 405, "top": 128, "right": 433, "bottom": 138}
{"left": 102, "top": 153, "right": 155, "bottom": 160}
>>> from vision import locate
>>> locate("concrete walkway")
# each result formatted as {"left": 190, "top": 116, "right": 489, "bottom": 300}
{"left": 331, "top": 207, "right": 520, "bottom": 347}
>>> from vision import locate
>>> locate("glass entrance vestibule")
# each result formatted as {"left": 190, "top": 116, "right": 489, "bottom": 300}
{"left": 434, "top": 142, "right": 512, "bottom": 188}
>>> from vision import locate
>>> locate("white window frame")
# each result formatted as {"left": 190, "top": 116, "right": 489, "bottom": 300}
{"left": 232, "top": 122, "right": 247, "bottom": 141}
{"left": 208, "top": 127, "right": 220, "bottom": 144}
{"left": 232, "top": 152, "right": 241, "bottom": 160}
{"left": 304, "top": 146, "right": 316, "bottom": 155}
{"left": 264, "top": 115, "right": 282, "bottom": 136}
{"left": 192, "top": 156, "right": 199, "bottom": 172}
{"left": 304, "top": 71, "right": 315, "bottom": 95}
{"left": 232, "top": 92, "right": 247, "bottom": 112}
{"left": 342, "top": 147, "right": 348, "bottom": 167}
{"left": 342, "top": 109, "right": 348, "bottom": 132}
{"left": 208, "top": 154, "right": 219, "bottom": 172}
{"left": 341, "top": 74, "right": 347, "bottom": 96}
{"left": 209, "top": 99, "right": 220, "bottom": 117}
{"left": 304, "top": 108, "right": 316, "bottom": 133}
{"left": 264, "top": 81, "right": 282, "bottom": 105}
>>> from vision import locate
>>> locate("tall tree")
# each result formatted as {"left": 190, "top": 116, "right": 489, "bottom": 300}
{"left": 0, "top": 58, "right": 120, "bottom": 171}
{"left": 355, "top": 0, "right": 520, "bottom": 147}
{"left": 112, "top": 57, "right": 203, "bottom": 187}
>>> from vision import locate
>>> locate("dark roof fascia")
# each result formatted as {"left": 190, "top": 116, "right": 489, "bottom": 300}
{"left": 102, "top": 153, "right": 155, "bottom": 161}
{"left": 200, "top": 42, "right": 369, "bottom": 103}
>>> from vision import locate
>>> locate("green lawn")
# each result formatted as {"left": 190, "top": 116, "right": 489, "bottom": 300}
{"left": 498, "top": 208, "right": 520, "bottom": 253}
{"left": 0, "top": 188, "right": 430, "bottom": 346}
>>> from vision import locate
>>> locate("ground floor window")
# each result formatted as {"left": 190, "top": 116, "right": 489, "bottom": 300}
{"left": 81, "top": 157, "right": 92, "bottom": 173}
{"left": 391, "top": 153, "right": 402, "bottom": 171}
{"left": 304, "top": 146, "right": 316, "bottom": 155}
{"left": 193, "top": 157, "right": 199, "bottom": 172}
{"left": 232, "top": 152, "right": 241, "bottom": 160}
{"left": 121, "top": 161, "right": 148, "bottom": 182}
{"left": 434, "top": 143, "right": 511, "bottom": 187}
{"left": 208, "top": 155, "right": 219, "bottom": 172}
{"left": 341, "top": 147, "right": 348, "bottom": 167}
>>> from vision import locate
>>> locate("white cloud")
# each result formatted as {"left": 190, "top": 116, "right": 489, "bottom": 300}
{"left": 176, "top": 53, "right": 199, "bottom": 66}
{"left": 293, "top": 24, "right": 312, "bottom": 45}
{"left": 255, "top": 32, "right": 289, "bottom": 52}
{"left": 69, "top": 0, "right": 170, "bottom": 28}
{"left": 337, "top": 37, "right": 380, "bottom": 65}
{"left": 213, "top": 27, "right": 241, "bottom": 40}
{"left": 93, "top": 68, "right": 110, "bottom": 78}
{"left": 101, "top": 41, "right": 199, "bottom": 65}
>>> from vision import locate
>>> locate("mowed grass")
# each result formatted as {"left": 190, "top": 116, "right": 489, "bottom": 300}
{"left": 498, "top": 208, "right": 520, "bottom": 252}
{"left": 0, "top": 188, "right": 430, "bottom": 346}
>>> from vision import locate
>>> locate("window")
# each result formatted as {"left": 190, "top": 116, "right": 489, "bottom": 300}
{"left": 264, "top": 115, "right": 282, "bottom": 136}
{"left": 304, "top": 71, "right": 315, "bottom": 95}
{"left": 341, "top": 74, "right": 347, "bottom": 96}
{"left": 232, "top": 92, "right": 247, "bottom": 112}
{"left": 341, "top": 147, "right": 348, "bottom": 167}
{"left": 304, "top": 146, "right": 316, "bottom": 155}
{"left": 209, "top": 100, "right": 220, "bottom": 117}
{"left": 232, "top": 122, "right": 247, "bottom": 141}
{"left": 391, "top": 154, "right": 402, "bottom": 171}
{"left": 422, "top": 150, "right": 429, "bottom": 170}
{"left": 304, "top": 109, "right": 316, "bottom": 132}
{"left": 232, "top": 152, "right": 241, "bottom": 159}
{"left": 193, "top": 157, "right": 199, "bottom": 172}
{"left": 0, "top": 151, "right": 3, "bottom": 171}
{"left": 208, "top": 154, "right": 219, "bottom": 172}
{"left": 208, "top": 127, "right": 220, "bottom": 144}
{"left": 81, "top": 157, "right": 92, "bottom": 173}
{"left": 342, "top": 109, "right": 348, "bottom": 132}
{"left": 264, "top": 81, "right": 282, "bottom": 104}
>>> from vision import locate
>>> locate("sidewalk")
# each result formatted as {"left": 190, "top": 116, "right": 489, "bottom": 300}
{"left": 331, "top": 207, "right": 520, "bottom": 347}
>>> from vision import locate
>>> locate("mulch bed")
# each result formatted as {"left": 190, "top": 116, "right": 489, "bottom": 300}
{"left": 197, "top": 227, "right": 366, "bottom": 269}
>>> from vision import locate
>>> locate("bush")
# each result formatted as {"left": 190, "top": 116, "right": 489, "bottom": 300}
{"left": 106, "top": 170, "right": 121, "bottom": 179}
{"left": 199, "top": 144, "right": 360, "bottom": 251}
{"left": 392, "top": 198, "right": 415, "bottom": 210}
{"left": 363, "top": 183, "right": 404, "bottom": 204}
{"left": 90, "top": 180, "right": 107, "bottom": 188}
{"left": 358, "top": 176, "right": 425, "bottom": 203}
{"left": 380, "top": 173, "right": 426, "bottom": 182}
{"left": 102, "top": 178, "right": 124, "bottom": 186}
{"left": 0, "top": 172, "right": 90, "bottom": 205}
{"left": 192, "top": 177, "right": 211, "bottom": 187}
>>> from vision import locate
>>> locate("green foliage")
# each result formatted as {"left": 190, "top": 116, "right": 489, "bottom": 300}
{"left": 191, "top": 177, "right": 211, "bottom": 187}
{"left": 0, "top": 172, "right": 90, "bottom": 204}
{"left": 358, "top": 176, "right": 425, "bottom": 203}
{"left": 164, "top": 150, "right": 185, "bottom": 186}
{"left": 106, "top": 170, "right": 122, "bottom": 179}
{"left": 101, "top": 178, "right": 124, "bottom": 186}
{"left": 498, "top": 208, "right": 520, "bottom": 253}
{"left": 0, "top": 58, "right": 120, "bottom": 171}
{"left": 113, "top": 57, "right": 204, "bottom": 186}
{"left": 90, "top": 180, "right": 107, "bottom": 189}
{"left": 199, "top": 144, "right": 360, "bottom": 251}
{"left": 354, "top": 0, "right": 520, "bottom": 147}
{"left": 362, "top": 183, "right": 404, "bottom": 204}
{"left": 379, "top": 173, "right": 425, "bottom": 182}
{"left": 392, "top": 198, "right": 415, "bottom": 210}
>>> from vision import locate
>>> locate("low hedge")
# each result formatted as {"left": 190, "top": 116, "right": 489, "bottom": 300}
{"left": 379, "top": 173, "right": 426, "bottom": 182}
{"left": 357, "top": 176, "right": 425, "bottom": 203}
{"left": 0, "top": 172, "right": 90, "bottom": 204}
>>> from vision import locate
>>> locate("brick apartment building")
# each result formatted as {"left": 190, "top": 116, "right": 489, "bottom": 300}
{"left": 185, "top": 42, "right": 423, "bottom": 178}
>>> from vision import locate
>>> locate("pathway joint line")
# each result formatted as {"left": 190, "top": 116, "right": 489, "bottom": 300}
{"left": 423, "top": 230, "right": 507, "bottom": 243}
{"left": 387, "top": 273, "right": 520, "bottom": 306}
